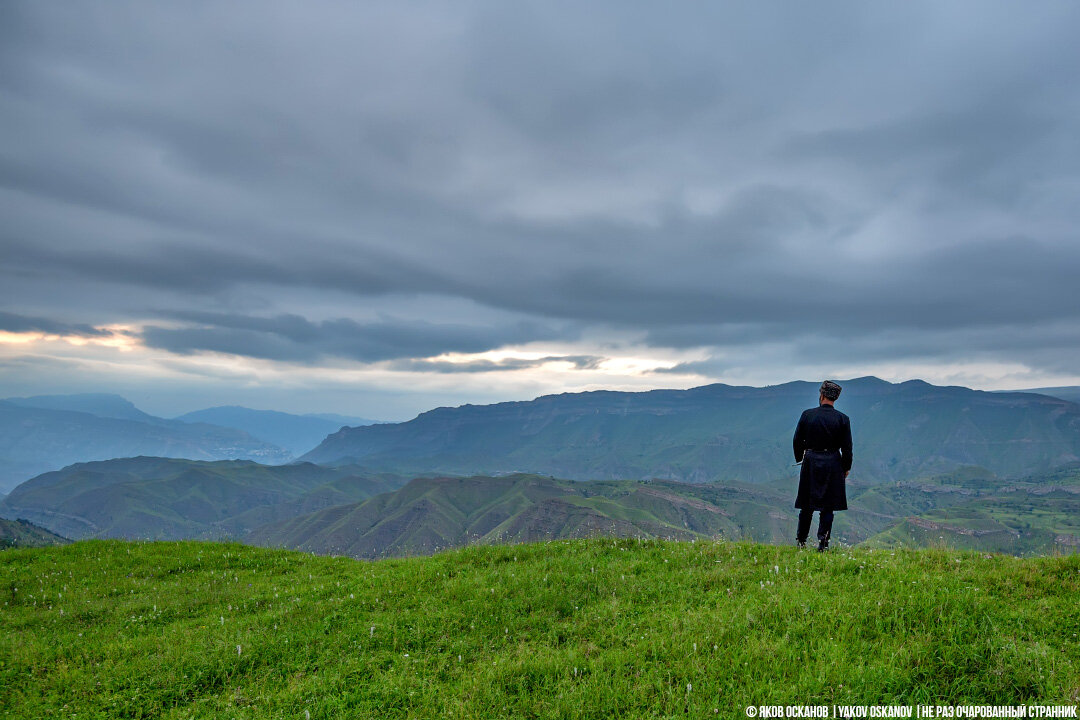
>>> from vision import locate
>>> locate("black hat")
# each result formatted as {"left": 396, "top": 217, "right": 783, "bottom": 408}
{"left": 820, "top": 380, "right": 842, "bottom": 401}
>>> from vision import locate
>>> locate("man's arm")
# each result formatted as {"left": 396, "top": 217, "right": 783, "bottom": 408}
{"left": 793, "top": 412, "right": 807, "bottom": 463}
{"left": 840, "top": 414, "right": 853, "bottom": 474}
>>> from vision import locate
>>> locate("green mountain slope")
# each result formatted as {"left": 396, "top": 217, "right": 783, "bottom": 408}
{"left": 247, "top": 467, "right": 1080, "bottom": 559}
{"left": 300, "top": 377, "right": 1080, "bottom": 485}
{"left": 0, "top": 458, "right": 406, "bottom": 540}
{"left": 0, "top": 400, "right": 293, "bottom": 493}
{"left": 243, "top": 474, "right": 774, "bottom": 557}
{"left": 0, "top": 518, "right": 69, "bottom": 548}
{"left": 244, "top": 473, "right": 912, "bottom": 558}
{"left": 861, "top": 465, "right": 1080, "bottom": 555}
{"left": 2, "top": 540, "right": 1077, "bottom": 718}
{"left": 8, "top": 454, "right": 1079, "bottom": 556}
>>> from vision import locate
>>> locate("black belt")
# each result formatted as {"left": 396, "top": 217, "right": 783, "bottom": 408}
{"left": 807, "top": 448, "right": 837, "bottom": 453}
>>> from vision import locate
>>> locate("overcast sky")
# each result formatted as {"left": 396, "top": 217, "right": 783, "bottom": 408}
{"left": 2, "top": 1, "right": 1079, "bottom": 419}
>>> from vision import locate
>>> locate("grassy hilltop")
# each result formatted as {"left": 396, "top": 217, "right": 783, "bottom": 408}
{"left": 2, "top": 540, "right": 1078, "bottom": 718}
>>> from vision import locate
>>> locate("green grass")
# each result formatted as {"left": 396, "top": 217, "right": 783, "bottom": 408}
{"left": 2, "top": 540, "right": 1079, "bottom": 718}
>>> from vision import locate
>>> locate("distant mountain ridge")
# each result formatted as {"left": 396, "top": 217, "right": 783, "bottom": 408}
{"left": 0, "top": 400, "right": 294, "bottom": 493}
{"left": 301, "top": 377, "right": 1080, "bottom": 485}
{"left": 173, "top": 406, "right": 377, "bottom": 456}
{"left": 1022, "top": 386, "right": 1080, "bottom": 405}
{"left": 304, "top": 412, "right": 384, "bottom": 426}
{"left": 5, "top": 393, "right": 159, "bottom": 422}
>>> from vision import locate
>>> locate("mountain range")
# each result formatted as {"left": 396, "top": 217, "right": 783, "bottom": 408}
{"left": 244, "top": 473, "right": 786, "bottom": 558}
{"left": 1026, "top": 386, "right": 1080, "bottom": 405}
{"left": 300, "top": 377, "right": 1080, "bottom": 485}
{"left": 7, "top": 453, "right": 1073, "bottom": 557}
{"left": 4, "top": 393, "right": 159, "bottom": 422}
{"left": 173, "top": 406, "right": 378, "bottom": 456}
{"left": 4, "top": 378, "right": 1079, "bottom": 557}
{"left": 0, "top": 394, "right": 382, "bottom": 493}
{"left": 0, "top": 398, "right": 291, "bottom": 494}
{"left": 243, "top": 465, "right": 1080, "bottom": 559}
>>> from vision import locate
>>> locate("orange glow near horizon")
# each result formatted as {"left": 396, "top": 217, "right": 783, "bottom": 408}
{"left": 0, "top": 326, "right": 140, "bottom": 352}
{"left": 0, "top": 331, "right": 46, "bottom": 344}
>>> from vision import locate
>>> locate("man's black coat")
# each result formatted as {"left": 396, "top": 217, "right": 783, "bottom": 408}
{"left": 792, "top": 404, "right": 852, "bottom": 511}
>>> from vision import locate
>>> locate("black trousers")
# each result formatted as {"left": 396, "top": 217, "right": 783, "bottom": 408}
{"left": 796, "top": 508, "right": 834, "bottom": 544}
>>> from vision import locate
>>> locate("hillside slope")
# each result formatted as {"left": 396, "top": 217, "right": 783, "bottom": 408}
{"left": 0, "top": 518, "right": 69, "bottom": 548}
{"left": 2, "top": 540, "right": 1077, "bottom": 718}
{"left": 859, "top": 464, "right": 1080, "bottom": 555}
{"left": 301, "top": 377, "right": 1080, "bottom": 484}
{"left": 245, "top": 474, "right": 799, "bottom": 557}
{"left": 0, "top": 458, "right": 406, "bottom": 540}
{"left": 1026, "top": 386, "right": 1080, "bottom": 405}
{"left": 246, "top": 469, "right": 1080, "bottom": 559}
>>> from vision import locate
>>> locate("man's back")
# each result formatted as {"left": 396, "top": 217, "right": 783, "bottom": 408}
{"left": 793, "top": 405, "right": 853, "bottom": 471}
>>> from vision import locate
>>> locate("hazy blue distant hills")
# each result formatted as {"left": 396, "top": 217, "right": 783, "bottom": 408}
{"left": 173, "top": 406, "right": 378, "bottom": 456}
{"left": 300, "top": 378, "right": 1080, "bottom": 485}
{"left": 0, "top": 400, "right": 293, "bottom": 493}
{"left": 5, "top": 393, "right": 159, "bottom": 422}
{"left": 0, "top": 457, "right": 407, "bottom": 540}
{"left": 304, "top": 412, "right": 384, "bottom": 426}
{"left": 1022, "top": 386, "right": 1080, "bottom": 405}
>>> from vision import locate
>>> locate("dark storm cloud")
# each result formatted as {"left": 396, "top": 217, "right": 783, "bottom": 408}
{"left": 785, "top": 104, "right": 1072, "bottom": 208}
{"left": 654, "top": 320, "right": 1080, "bottom": 381}
{"left": 0, "top": 311, "right": 112, "bottom": 338}
{"left": 4, "top": 234, "right": 453, "bottom": 297}
{"left": 140, "top": 311, "right": 577, "bottom": 363}
{"left": 3, "top": 1, "right": 1080, "bottom": 379}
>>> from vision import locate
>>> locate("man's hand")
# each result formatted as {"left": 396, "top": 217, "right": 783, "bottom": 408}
{"left": 844, "top": 471, "right": 849, "bottom": 479}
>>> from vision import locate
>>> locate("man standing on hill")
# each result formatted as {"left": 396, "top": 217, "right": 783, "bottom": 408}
{"left": 792, "top": 380, "right": 852, "bottom": 552}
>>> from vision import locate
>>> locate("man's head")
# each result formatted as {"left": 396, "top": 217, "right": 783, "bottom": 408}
{"left": 819, "top": 380, "right": 842, "bottom": 405}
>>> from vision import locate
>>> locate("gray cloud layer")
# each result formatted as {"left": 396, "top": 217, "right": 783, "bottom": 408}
{"left": 142, "top": 311, "right": 576, "bottom": 364}
{"left": 0, "top": 311, "right": 112, "bottom": 338}
{"left": 3, "top": 1, "right": 1080, "bottom": 382}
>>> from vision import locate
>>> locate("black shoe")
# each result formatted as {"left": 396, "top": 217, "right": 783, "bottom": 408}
{"left": 796, "top": 540, "right": 806, "bottom": 548}
{"left": 817, "top": 539, "right": 829, "bottom": 552}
